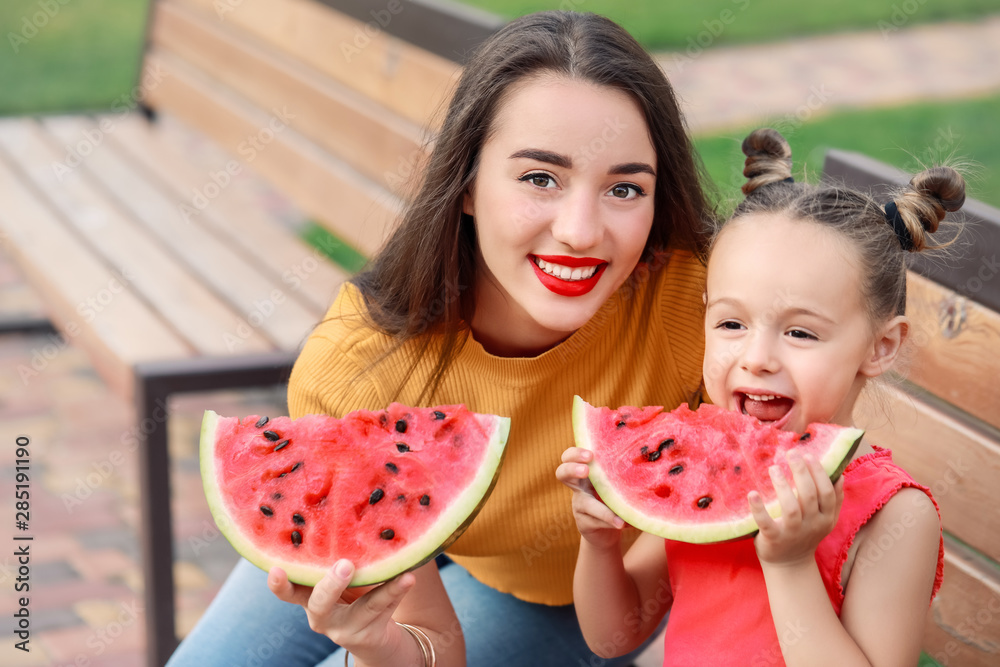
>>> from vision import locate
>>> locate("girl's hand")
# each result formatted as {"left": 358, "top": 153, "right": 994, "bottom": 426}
{"left": 749, "top": 450, "right": 844, "bottom": 567}
{"left": 268, "top": 560, "right": 415, "bottom": 663}
{"left": 556, "top": 447, "right": 625, "bottom": 550}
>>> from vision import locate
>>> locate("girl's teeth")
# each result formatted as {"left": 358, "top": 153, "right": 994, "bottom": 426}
{"left": 535, "top": 258, "right": 599, "bottom": 281}
{"left": 746, "top": 393, "right": 777, "bottom": 401}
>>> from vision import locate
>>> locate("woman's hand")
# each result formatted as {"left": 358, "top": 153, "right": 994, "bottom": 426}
{"left": 268, "top": 559, "right": 415, "bottom": 663}
{"left": 556, "top": 447, "right": 625, "bottom": 551}
{"left": 749, "top": 450, "right": 844, "bottom": 567}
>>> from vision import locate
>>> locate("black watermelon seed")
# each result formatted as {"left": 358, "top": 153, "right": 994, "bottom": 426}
{"left": 734, "top": 465, "right": 742, "bottom": 474}
{"left": 697, "top": 496, "right": 713, "bottom": 509}
{"left": 640, "top": 445, "right": 649, "bottom": 455}
{"left": 395, "top": 419, "right": 408, "bottom": 433}
{"left": 647, "top": 450, "right": 662, "bottom": 462}
{"left": 263, "top": 430, "right": 280, "bottom": 441}
{"left": 433, "top": 411, "right": 446, "bottom": 420}
{"left": 255, "top": 416, "right": 269, "bottom": 428}
{"left": 369, "top": 488, "right": 385, "bottom": 505}
{"left": 380, "top": 529, "right": 395, "bottom": 540}
{"left": 291, "top": 530, "right": 302, "bottom": 546}
{"left": 272, "top": 493, "right": 282, "bottom": 500}
{"left": 799, "top": 432, "right": 812, "bottom": 442}
{"left": 658, "top": 439, "right": 675, "bottom": 452}
{"left": 260, "top": 505, "right": 274, "bottom": 517}
{"left": 669, "top": 465, "right": 683, "bottom": 475}
{"left": 616, "top": 420, "right": 627, "bottom": 428}
{"left": 292, "top": 513, "right": 305, "bottom": 526}
{"left": 396, "top": 494, "right": 406, "bottom": 502}
{"left": 385, "top": 462, "right": 399, "bottom": 474}
{"left": 273, "top": 439, "right": 289, "bottom": 452}
{"left": 291, "top": 462, "right": 302, "bottom": 473}
{"left": 419, "top": 494, "right": 430, "bottom": 506}
{"left": 396, "top": 442, "right": 410, "bottom": 453}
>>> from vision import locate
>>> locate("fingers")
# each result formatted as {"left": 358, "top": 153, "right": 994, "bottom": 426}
{"left": 806, "top": 456, "right": 839, "bottom": 517}
{"left": 748, "top": 489, "right": 776, "bottom": 535}
{"left": 769, "top": 463, "right": 801, "bottom": 527}
{"left": 561, "top": 447, "right": 593, "bottom": 464}
{"left": 308, "top": 560, "right": 354, "bottom": 618}
{"left": 353, "top": 571, "right": 415, "bottom": 626}
{"left": 268, "top": 567, "right": 313, "bottom": 607}
{"left": 574, "top": 491, "right": 624, "bottom": 530}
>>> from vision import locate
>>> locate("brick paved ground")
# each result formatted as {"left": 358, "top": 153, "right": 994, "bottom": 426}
{"left": 2, "top": 16, "right": 999, "bottom": 667}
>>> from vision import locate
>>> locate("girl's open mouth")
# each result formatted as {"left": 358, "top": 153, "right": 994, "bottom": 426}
{"left": 737, "top": 391, "right": 794, "bottom": 428}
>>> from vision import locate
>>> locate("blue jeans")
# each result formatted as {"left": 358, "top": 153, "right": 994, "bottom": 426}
{"left": 167, "top": 558, "right": 662, "bottom": 666}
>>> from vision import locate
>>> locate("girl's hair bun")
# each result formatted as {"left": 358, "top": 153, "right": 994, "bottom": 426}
{"left": 741, "top": 128, "right": 792, "bottom": 196}
{"left": 895, "top": 166, "right": 966, "bottom": 251}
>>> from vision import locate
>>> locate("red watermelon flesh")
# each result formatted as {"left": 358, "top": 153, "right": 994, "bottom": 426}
{"left": 201, "top": 404, "right": 510, "bottom": 586}
{"left": 573, "top": 396, "right": 863, "bottom": 543}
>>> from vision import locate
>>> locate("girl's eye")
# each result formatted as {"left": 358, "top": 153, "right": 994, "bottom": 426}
{"left": 787, "top": 329, "right": 817, "bottom": 340}
{"left": 718, "top": 320, "right": 744, "bottom": 331}
{"left": 609, "top": 183, "right": 645, "bottom": 200}
{"left": 519, "top": 172, "right": 556, "bottom": 189}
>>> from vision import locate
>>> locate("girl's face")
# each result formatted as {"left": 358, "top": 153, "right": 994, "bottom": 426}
{"left": 703, "top": 214, "right": 883, "bottom": 433}
{"left": 464, "top": 74, "right": 656, "bottom": 356}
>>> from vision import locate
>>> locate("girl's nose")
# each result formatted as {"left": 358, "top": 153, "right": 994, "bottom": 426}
{"left": 550, "top": 190, "right": 603, "bottom": 251}
{"left": 740, "top": 332, "right": 779, "bottom": 375}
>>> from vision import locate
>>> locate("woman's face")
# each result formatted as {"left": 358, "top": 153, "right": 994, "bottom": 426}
{"left": 465, "top": 74, "right": 656, "bottom": 356}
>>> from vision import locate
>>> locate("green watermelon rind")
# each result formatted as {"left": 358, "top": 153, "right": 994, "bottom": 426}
{"left": 572, "top": 396, "right": 864, "bottom": 544}
{"left": 200, "top": 410, "right": 511, "bottom": 587}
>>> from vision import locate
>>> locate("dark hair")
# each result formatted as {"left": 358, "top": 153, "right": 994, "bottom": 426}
{"left": 351, "top": 11, "right": 713, "bottom": 401}
{"left": 719, "top": 127, "right": 966, "bottom": 325}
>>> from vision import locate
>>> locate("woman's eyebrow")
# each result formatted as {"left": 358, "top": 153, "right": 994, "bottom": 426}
{"left": 609, "top": 162, "right": 655, "bottom": 177}
{"left": 509, "top": 148, "right": 571, "bottom": 168}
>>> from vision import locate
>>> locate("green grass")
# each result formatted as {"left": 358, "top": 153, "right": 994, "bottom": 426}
{"left": 0, "top": 0, "right": 150, "bottom": 115}
{"left": 301, "top": 222, "right": 368, "bottom": 274}
{"left": 694, "top": 94, "right": 1000, "bottom": 212}
{"left": 460, "top": 0, "right": 1000, "bottom": 50}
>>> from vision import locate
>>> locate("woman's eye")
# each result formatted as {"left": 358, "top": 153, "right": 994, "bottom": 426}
{"left": 520, "top": 172, "right": 556, "bottom": 188}
{"left": 609, "top": 183, "right": 645, "bottom": 199}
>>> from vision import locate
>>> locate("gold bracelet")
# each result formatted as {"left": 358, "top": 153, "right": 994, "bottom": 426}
{"left": 342, "top": 621, "right": 437, "bottom": 667}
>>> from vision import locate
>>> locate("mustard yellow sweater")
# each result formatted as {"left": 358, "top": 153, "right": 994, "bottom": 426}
{"left": 287, "top": 250, "right": 706, "bottom": 605}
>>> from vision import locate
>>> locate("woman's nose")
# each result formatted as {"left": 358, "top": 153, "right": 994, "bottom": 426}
{"left": 550, "top": 190, "right": 603, "bottom": 250}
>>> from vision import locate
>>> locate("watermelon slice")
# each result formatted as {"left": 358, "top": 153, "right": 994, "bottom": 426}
{"left": 572, "top": 396, "right": 863, "bottom": 543}
{"left": 201, "top": 404, "right": 510, "bottom": 586}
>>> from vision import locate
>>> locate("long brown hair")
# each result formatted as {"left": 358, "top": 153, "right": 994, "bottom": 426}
{"left": 351, "top": 11, "right": 714, "bottom": 401}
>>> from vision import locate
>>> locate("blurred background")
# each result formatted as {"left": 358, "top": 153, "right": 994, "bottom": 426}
{"left": 1, "top": 0, "right": 998, "bottom": 665}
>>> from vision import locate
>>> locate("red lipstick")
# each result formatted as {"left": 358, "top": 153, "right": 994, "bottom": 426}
{"left": 530, "top": 255, "right": 608, "bottom": 297}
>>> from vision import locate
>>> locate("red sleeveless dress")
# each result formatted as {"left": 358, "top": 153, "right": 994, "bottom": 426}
{"left": 661, "top": 447, "right": 944, "bottom": 667}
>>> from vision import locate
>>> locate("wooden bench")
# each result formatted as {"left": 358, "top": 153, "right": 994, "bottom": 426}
{"left": 824, "top": 151, "right": 1000, "bottom": 667}
{"left": 0, "top": 1, "right": 498, "bottom": 664}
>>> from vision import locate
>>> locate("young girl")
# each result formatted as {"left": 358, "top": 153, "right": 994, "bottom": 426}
{"left": 168, "top": 10, "right": 714, "bottom": 667}
{"left": 559, "top": 128, "right": 955, "bottom": 666}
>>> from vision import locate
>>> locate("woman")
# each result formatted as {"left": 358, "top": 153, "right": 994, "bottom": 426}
{"left": 169, "top": 10, "right": 713, "bottom": 666}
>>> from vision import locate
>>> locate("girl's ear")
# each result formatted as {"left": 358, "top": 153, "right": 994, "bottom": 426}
{"left": 860, "top": 315, "right": 908, "bottom": 378}
{"left": 462, "top": 190, "right": 475, "bottom": 217}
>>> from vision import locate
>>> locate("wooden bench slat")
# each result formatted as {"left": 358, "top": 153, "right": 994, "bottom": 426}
{"left": 0, "top": 130, "right": 192, "bottom": 398}
{"left": 105, "top": 114, "right": 348, "bottom": 316}
{"left": 905, "top": 271, "right": 1000, "bottom": 433}
{"left": 855, "top": 385, "right": 1000, "bottom": 561}
{"left": 151, "top": 0, "right": 426, "bottom": 197}
{"left": 142, "top": 50, "right": 401, "bottom": 257}
{"left": 922, "top": 537, "right": 1000, "bottom": 667}
{"left": 170, "top": 0, "right": 459, "bottom": 129}
{"left": 0, "top": 119, "right": 273, "bottom": 357}
{"left": 42, "top": 115, "right": 323, "bottom": 354}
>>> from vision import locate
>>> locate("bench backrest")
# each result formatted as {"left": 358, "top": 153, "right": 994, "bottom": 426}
{"left": 825, "top": 150, "right": 1000, "bottom": 667}
{"left": 141, "top": 0, "right": 499, "bottom": 256}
